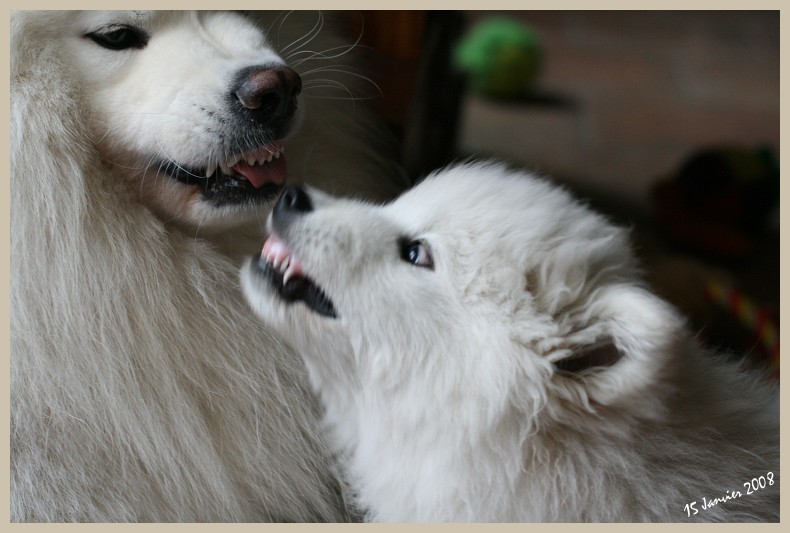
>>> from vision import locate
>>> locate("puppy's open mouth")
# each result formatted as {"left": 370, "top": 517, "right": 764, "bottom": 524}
{"left": 254, "top": 233, "right": 337, "bottom": 318}
{"left": 159, "top": 142, "right": 287, "bottom": 206}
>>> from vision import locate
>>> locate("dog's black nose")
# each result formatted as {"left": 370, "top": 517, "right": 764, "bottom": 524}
{"left": 275, "top": 185, "right": 313, "bottom": 217}
{"left": 234, "top": 65, "right": 302, "bottom": 126}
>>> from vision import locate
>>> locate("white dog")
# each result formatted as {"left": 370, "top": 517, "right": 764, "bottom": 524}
{"left": 241, "top": 162, "right": 779, "bottom": 522}
{"left": 11, "top": 10, "right": 407, "bottom": 522}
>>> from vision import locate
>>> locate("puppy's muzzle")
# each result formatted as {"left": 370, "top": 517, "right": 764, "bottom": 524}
{"left": 234, "top": 65, "right": 302, "bottom": 127}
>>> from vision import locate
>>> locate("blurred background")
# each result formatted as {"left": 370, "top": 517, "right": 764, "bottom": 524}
{"left": 340, "top": 10, "right": 780, "bottom": 375}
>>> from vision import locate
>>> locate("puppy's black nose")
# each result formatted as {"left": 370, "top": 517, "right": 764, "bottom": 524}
{"left": 275, "top": 185, "right": 313, "bottom": 218}
{"left": 234, "top": 65, "right": 302, "bottom": 126}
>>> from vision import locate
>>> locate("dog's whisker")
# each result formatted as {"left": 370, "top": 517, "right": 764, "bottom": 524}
{"left": 303, "top": 77, "right": 357, "bottom": 88}
{"left": 300, "top": 65, "right": 377, "bottom": 84}
{"left": 303, "top": 79, "right": 355, "bottom": 92}
{"left": 262, "top": 10, "right": 289, "bottom": 44}
{"left": 306, "top": 95, "right": 380, "bottom": 103}
{"left": 288, "top": 17, "right": 365, "bottom": 66}
{"left": 303, "top": 81, "right": 378, "bottom": 103}
{"left": 287, "top": 39, "right": 365, "bottom": 66}
{"left": 152, "top": 137, "right": 203, "bottom": 179}
{"left": 302, "top": 70, "right": 383, "bottom": 101}
{"left": 275, "top": 10, "right": 297, "bottom": 51}
{"left": 280, "top": 10, "right": 323, "bottom": 56}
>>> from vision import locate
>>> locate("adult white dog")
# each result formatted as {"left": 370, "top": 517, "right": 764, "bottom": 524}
{"left": 11, "top": 10, "right": 407, "bottom": 522}
{"left": 242, "top": 162, "right": 779, "bottom": 522}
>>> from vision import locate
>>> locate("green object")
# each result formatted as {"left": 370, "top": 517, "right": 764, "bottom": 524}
{"left": 454, "top": 17, "right": 543, "bottom": 100}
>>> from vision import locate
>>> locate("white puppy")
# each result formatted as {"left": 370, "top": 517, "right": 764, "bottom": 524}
{"left": 11, "top": 10, "right": 407, "bottom": 522}
{"left": 241, "top": 162, "right": 779, "bottom": 522}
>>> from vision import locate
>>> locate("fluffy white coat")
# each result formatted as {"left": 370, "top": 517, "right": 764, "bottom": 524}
{"left": 11, "top": 10, "right": 407, "bottom": 522}
{"left": 242, "top": 162, "right": 779, "bottom": 522}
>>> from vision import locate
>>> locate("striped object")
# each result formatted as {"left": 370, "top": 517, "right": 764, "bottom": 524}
{"left": 705, "top": 280, "right": 779, "bottom": 378}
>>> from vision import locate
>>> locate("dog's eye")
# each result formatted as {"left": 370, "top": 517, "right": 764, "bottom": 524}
{"left": 86, "top": 26, "right": 149, "bottom": 51}
{"left": 400, "top": 239, "right": 434, "bottom": 270}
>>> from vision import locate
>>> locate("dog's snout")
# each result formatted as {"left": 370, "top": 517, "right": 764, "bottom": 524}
{"left": 275, "top": 185, "right": 313, "bottom": 217}
{"left": 234, "top": 65, "right": 302, "bottom": 125}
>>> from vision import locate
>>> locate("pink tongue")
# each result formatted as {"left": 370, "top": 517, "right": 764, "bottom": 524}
{"left": 231, "top": 156, "right": 287, "bottom": 188}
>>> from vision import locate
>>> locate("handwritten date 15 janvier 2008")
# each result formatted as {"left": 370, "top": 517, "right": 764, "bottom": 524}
{"left": 684, "top": 472, "right": 775, "bottom": 517}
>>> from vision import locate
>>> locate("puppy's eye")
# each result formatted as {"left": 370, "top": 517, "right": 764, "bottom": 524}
{"left": 400, "top": 239, "right": 434, "bottom": 270}
{"left": 86, "top": 26, "right": 148, "bottom": 51}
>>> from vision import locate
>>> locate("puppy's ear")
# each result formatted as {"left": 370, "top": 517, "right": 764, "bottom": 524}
{"left": 549, "top": 283, "right": 686, "bottom": 406}
{"left": 552, "top": 339, "right": 622, "bottom": 375}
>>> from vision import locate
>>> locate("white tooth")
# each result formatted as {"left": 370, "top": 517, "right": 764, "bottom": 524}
{"left": 219, "top": 162, "right": 230, "bottom": 175}
{"left": 274, "top": 151, "right": 281, "bottom": 159}
{"left": 280, "top": 146, "right": 286, "bottom": 153}
{"left": 272, "top": 256, "right": 282, "bottom": 270}
{"left": 246, "top": 157, "right": 255, "bottom": 165}
{"left": 266, "top": 153, "right": 273, "bottom": 162}
{"left": 281, "top": 257, "right": 290, "bottom": 273}
{"left": 283, "top": 266, "right": 295, "bottom": 285}
{"left": 206, "top": 162, "right": 217, "bottom": 178}
{"left": 257, "top": 157, "right": 266, "bottom": 166}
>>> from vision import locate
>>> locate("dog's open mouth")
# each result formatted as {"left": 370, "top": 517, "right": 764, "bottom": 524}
{"left": 160, "top": 142, "right": 287, "bottom": 206}
{"left": 254, "top": 233, "right": 337, "bottom": 318}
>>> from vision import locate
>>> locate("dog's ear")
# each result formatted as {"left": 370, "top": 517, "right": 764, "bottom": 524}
{"left": 552, "top": 339, "right": 622, "bottom": 375}
{"left": 12, "top": 13, "right": 103, "bottom": 203}
{"left": 548, "top": 283, "right": 686, "bottom": 406}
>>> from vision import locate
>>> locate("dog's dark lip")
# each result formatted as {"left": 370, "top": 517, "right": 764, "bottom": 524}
{"left": 155, "top": 152, "right": 285, "bottom": 207}
{"left": 252, "top": 253, "right": 338, "bottom": 319}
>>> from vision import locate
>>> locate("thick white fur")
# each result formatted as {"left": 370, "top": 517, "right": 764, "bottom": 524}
{"left": 242, "top": 162, "right": 779, "bottom": 522}
{"left": 11, "top": 10, "right": 407, "bottom": 522}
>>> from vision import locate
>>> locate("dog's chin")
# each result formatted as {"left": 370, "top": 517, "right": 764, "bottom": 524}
{"left": 139, "top": 179, "right": 268, "bottom": 232}
{"left": 242, "top": 255, "right": 338, "bottom": 320}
